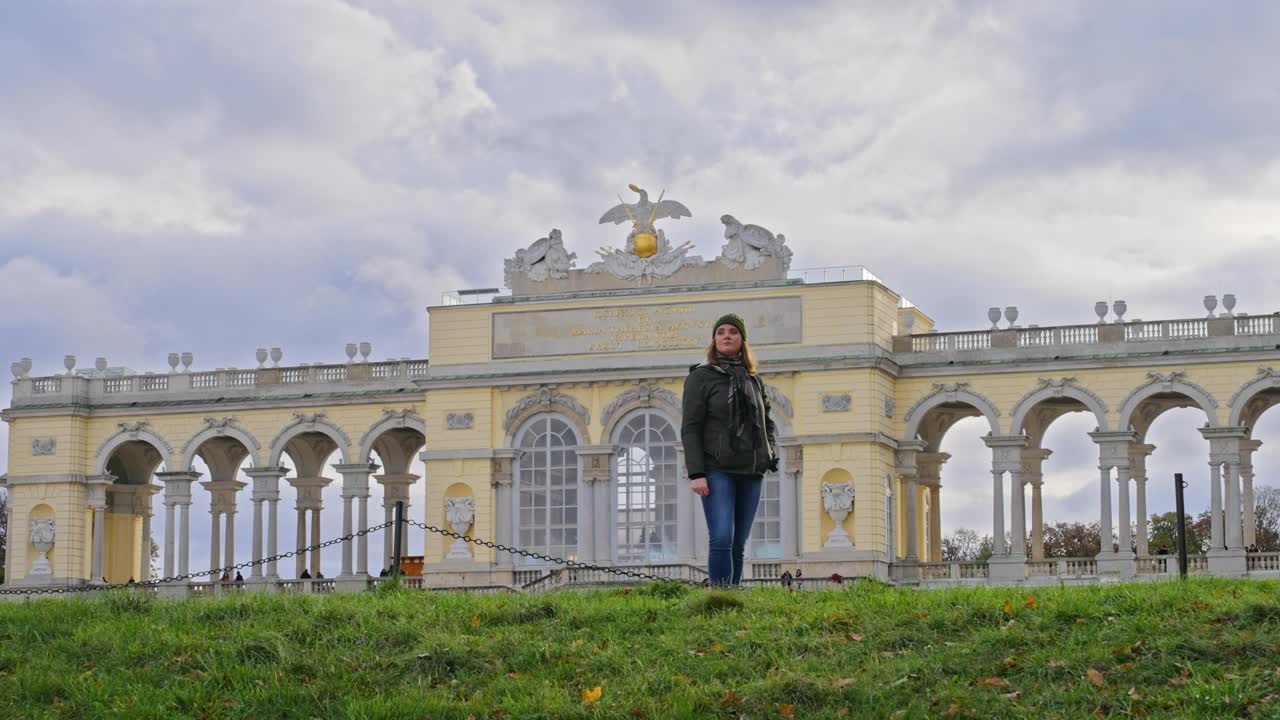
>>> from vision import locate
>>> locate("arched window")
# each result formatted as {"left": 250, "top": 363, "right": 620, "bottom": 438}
{"left": 613, "top": 412, "right": 678, "bottom": 563}
{"left": 516, "top": 415, "right": 579, "bottom": 565}
{"left": 747, "top": 468, "right": 782, "bottom": 559}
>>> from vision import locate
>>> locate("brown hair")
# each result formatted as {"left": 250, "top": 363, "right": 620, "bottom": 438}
{"left": 704, "top": 339, "right": 759, "bottom": 375}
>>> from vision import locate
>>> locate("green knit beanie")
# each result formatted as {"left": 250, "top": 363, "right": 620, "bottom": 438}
{"left": 712, "top": 313, "right": 747, "bottom": 342}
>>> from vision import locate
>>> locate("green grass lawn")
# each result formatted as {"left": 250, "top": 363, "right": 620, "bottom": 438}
{"left": 0, "top": 577, "right": 1277, "bottom": 719}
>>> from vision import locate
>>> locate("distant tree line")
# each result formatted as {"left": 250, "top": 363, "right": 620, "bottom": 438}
{"left": 942, "top": 486, "right": 1280, "bottom": 562}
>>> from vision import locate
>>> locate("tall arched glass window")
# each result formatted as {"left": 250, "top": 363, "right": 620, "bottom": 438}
{"left": 614, "top": 412, "right": 678, "bottom": 563}
{"left": 748, "top": 468, "right": 783, "bottom": 559}
{"left": 516, "top": 415, "right": 579, "bottom": 565}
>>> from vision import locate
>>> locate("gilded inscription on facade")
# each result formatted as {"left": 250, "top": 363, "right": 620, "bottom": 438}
{"left": 492, "top": 296, "right": 802, "bottom": 359}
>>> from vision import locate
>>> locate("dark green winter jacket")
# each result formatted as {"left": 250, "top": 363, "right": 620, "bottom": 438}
{"left": 681, "top": 362, "right": 778, "bottom": 479}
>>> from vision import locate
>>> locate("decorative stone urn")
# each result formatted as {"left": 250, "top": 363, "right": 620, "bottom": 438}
{"left": 820, "top": 481, "right": 855, "bottom": 549}
{"left": 444, "top": 496, "right": 476, "bottom": 560}
{"left": 29, "top": 518, "right": 56, "bottom": 576}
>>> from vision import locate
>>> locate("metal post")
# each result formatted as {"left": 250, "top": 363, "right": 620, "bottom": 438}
{"left": 1174, "top": 473, "right": 1188, "bottom": 579}
{"left": 392, "top": 500, "right": 404, "bottom": 577}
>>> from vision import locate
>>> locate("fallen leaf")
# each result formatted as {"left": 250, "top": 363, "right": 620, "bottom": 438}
{"left": 834, "top": 678, "right": 857, "bottom": 687}
{"left": 506, "top": 672, "right": 520, "bottom": 680}
{"left": 1128, "top": 687, "right": 1141, "bottom": 700}
{"left": 674, "top": 673, "right": 694, "bottom": 685}
{"left": 722, "top": 691, "right": 744, "bottom": 709}
{"left": 912, "top": 612, "right": 929, "bottom": 619}
{"left": 582, "top": 686, "right": 602, "bottom": 705}
{"left": 778, "top": 703, "right": 796, "bottom": 718}
{"left": 977, "top": 676, "right": 1010, "bottom": 688}
{"left": 471, "top": 614, "right": 480, "bottom": 627}
{"left": 1076, "top": 618, "right": 1087, "bottom": 625}
{"left": 1087, "top": 668, "right": 1106, "bottom": 688}
{"left": 847, "top": 633, "right": 864, "bottom": 642}
{"left": 1002, "top": 599, "right": 1015, "bottom": 616}
{"left": 1003, "top": 691, "right": 1022, "bottom": 701}
{"left": 941, "top": 703, "right": 964, "bottom": 719}
{"left": 1025, "top": 594, "right": 1038, "bottom": 609}
{"left": 572, "top": 639, "right": 585, "bottom": 649}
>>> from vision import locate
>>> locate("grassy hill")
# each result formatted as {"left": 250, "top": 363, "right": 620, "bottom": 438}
{"left": 0, "top": 578, "right": 1277, "bottom": 719}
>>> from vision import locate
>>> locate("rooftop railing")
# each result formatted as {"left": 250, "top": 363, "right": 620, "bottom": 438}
{"left": 899, "top": 314, "right": 1280, "bottom": 354}
{"left": 10, "top": 358, "right": 431, "bottom": 406}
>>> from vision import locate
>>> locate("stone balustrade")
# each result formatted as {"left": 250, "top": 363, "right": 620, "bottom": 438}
{"left": 10, "top": 359, "right": 431, "bottom": 406}
{"left": 896, "top": 314, "right": 1280, "bottom": 355}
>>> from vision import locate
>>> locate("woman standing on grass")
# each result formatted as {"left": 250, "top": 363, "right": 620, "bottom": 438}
{"left": 682, "top": 313, "right": 779, "bottom": 587}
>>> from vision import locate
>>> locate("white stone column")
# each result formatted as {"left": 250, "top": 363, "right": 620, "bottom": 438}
{"left": 928, "top": 484, "right": 942, "bottom": 562}
{"left": 163, "top": 501, "right": 176, "bottom": 577}
{"left": 1209, "top": 461, "right": 1224, "bottom": 551}
{"left": 309, "top": 508, "right": 322, "bottom": 576}
{"left": 1134, "top": 476, "right": 1149, "bottom": 557}
{"left": 1010, "top": 470, "right": 1027, "bottom": 557}
{"left": 1098, "top": 466, "right": 1113, "bottom": 554}
{"left": 224, "top": 509, "right": 236, "bottom": 570}
{"left": 1115, "top": 466, "right": 1133, "bottom": 555}
{"left": 333, "top": 463, "right": 377, "bottom": 579}
{"left": 991, "top": 470, "right": 1006, "bottom": 555}
{"left": 251, "top": 499, "right": 264, "bottom": 577}
{"left": 340, "top": 494, "right": 354, "bottom": 574}
{"left": 295, "top": 508, "right": 307, "bottom": 578}
{"left": 780, "top": 445, "right": 802, "bottom": 560}
{"left": 674, "top": 448, "right": 694, "bottom": 563}
{"left": 1242, "top": 439, "right": 1260, "bottom": 547}
{"left": 267, "top": 498, "right": 279, "bottom": 578}
{"left": 178, "top": 503, "right": 191, "bottom": 577}
{"left": 91, "top": 505, "right": 107, "bottom": 582}
{"left": 1224, "top": 461, "right": 1244, "bottom": 550}
{"left": 245, "top": 467, "right": 286, "bottom": 580}
{"left": 904, "top": 477, "right": 919, "bottom": 561}
{"left": 210, "top": 509, "right": 222, "bottom": 577}
{"left": 1029, "top": 479, "right": 1045, "bottom": 560}
{"left": 139, "top": 511, "right": 153, "bottom": 581}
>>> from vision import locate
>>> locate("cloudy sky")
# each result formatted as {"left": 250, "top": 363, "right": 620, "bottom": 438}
{"left": 3, "top": 1, "right": 1280, "bottom": 573}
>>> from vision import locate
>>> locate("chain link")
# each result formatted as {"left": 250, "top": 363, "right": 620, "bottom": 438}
{"left": 0, "top": 520, "right": 396, "bottom": 596}
{"left": 405, "top": 518, "right": 701, "bottom": 586}
{"left": 2, "top": 515, "right": 703, "bottom": 597}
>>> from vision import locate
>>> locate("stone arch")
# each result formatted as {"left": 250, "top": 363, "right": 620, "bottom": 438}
{"left": 266, "top": 412, "right": 353, "bottom": 468}
{"left": 1009, "top": 378, "right": 1110, "bottom": 436}
{"left": 600, "top": 382, "right": 681, "bottom": 442}
{"left": 903, "top": 382, "right": 1001, "bottom": 442}
{"left": 94, "top": 420, "right": 174, "bottom": 476}
{"left": 1117, "top": 371, "right": 1218, "bottom": 434}
{"left": 1228, "top": 367, "right": 1280, "bottom": 428}
{"left": 178, "top": 419, "right": 263, "bottom": 471}
{"left": 503, "top": 386, "right": 591, "bottom": 447}
{"left": 356, "top": 408, "right": 427, "bottom": 465}
{"left": 608, "top": 406, "right": 680, "bottom": 445}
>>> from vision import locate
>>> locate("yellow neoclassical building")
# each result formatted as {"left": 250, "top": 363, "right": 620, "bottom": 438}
{"left": 4, "top": 192, "right": 1280, "bottom": 594}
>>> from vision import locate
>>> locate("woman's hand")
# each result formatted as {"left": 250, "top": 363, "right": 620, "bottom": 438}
{"left": 690, "top": 477, "right": 710, "bottom": 496}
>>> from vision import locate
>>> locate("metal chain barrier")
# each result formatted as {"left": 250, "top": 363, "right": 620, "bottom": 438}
{"left": 405, "top": 518, "right": 702, "bottom": 586}
{"left": 0, "top": 520, "right": 396, "bottom": 596}
{"left": 1, "top": 514, "right": 704, "bottom": 596}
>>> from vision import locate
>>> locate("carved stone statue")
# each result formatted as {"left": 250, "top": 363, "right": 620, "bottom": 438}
{"left": 29, "top": 518, "right": 56, "bottom": 575}
{"left": 821, "top": 481, "right": 855, "bottom": 549}
{"left": 504, "top": 229, "right": 577, "bottom": 288}
{"left": 444, "top": 496, "right": 476, "bottom": 560}
{"left": 718, "top": 214, "right": 794, "bottom": 271}
{"left": 584, "top": 184, "right": 705, "bottom": 283}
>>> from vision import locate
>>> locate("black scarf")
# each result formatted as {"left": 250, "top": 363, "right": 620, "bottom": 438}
{"left": 716, "top": 352, "right": 762, "bottom": 452}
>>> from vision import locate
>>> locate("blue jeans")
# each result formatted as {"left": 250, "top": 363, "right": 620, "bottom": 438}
{"left": 699, "top": 470, "right": 764, "bottom": 586}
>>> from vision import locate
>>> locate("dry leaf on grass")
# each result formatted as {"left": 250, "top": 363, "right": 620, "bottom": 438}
{"left": 977, "top": 677, "right": 1010, "bottom": 688}
{"left": 582, "top": 686, "right": 602, "bottom": 705}
{"left": 834, "top": 677, "right": 857, "bottom": 688}
{"left": 1002, "top": 599, "right": 1015, "bottom": 616}
{"left": 1025, "top": 594, "right": 1038, "bottom": 609}
{"left": 847, "top": 633, "right": 864, "bottom": 642}
{"left": 777, "top": 703, "right": 796, "bottom": 718}
{"left": 1087, "top": 668, "right": 1106, "bottom": 688}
